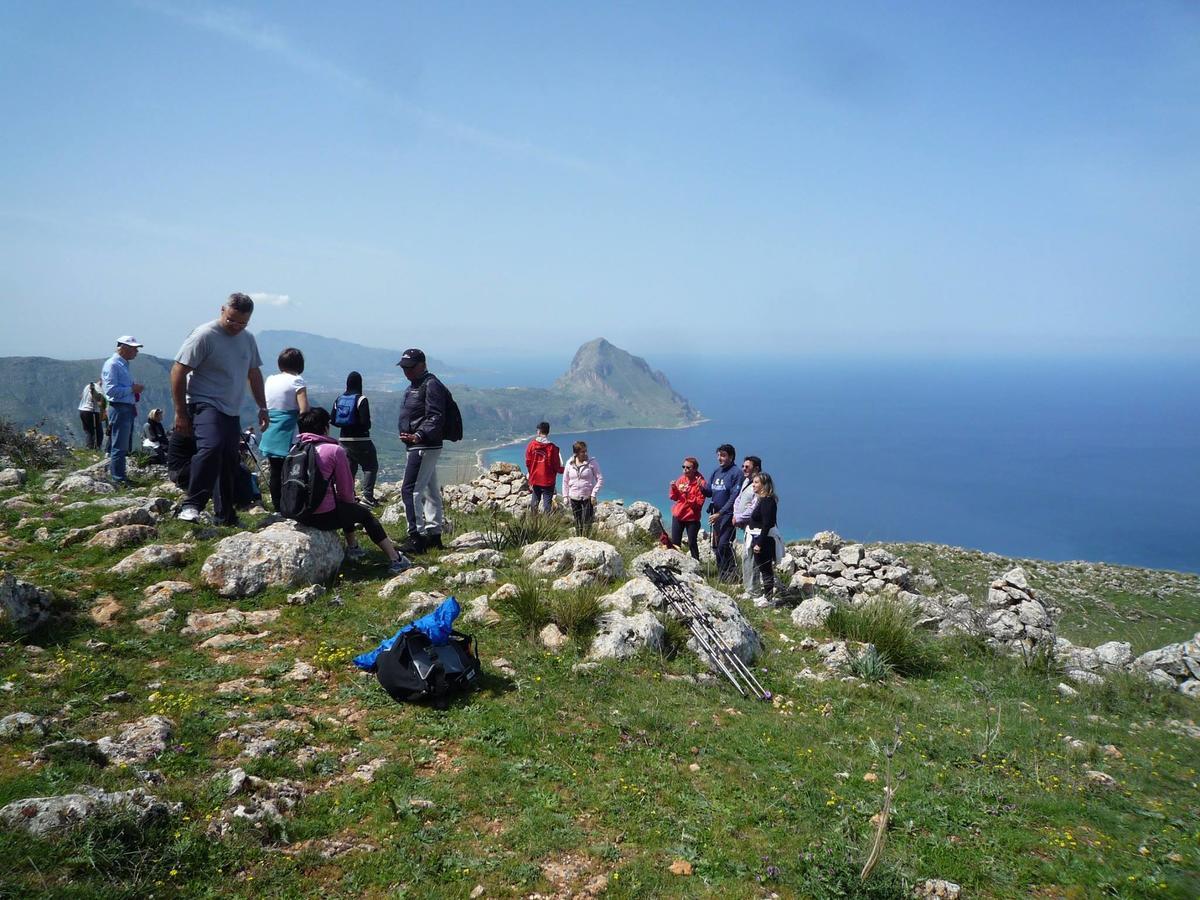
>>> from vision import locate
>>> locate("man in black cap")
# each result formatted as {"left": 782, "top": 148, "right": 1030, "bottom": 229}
{"left": 396, "top": 349, "right": 449, "bottom": 552}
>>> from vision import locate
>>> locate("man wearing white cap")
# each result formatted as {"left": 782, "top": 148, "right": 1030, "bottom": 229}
{"left": 101, "top": 336, "right": 145, "bottom": 486}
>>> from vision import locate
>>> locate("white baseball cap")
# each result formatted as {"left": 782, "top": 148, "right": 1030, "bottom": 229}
{"left": 116, "top": 335, "right": 144, "bottom": 347}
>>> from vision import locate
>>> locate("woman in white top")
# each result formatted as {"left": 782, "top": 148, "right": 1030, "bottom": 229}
{"left": 259, "top": 347, "right": 310, "bottom": 508}
{"left": 77, "top": 380, "right": 106, "bottom": 450}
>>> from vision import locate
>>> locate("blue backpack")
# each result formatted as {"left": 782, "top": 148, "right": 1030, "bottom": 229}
{"left": 332, "top": 393, "right": 359, "bottom": 427}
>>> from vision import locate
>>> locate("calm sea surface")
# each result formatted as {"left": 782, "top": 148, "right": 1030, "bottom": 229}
{"left": 484, "top": 358, "right": 1200, "bottom": 573}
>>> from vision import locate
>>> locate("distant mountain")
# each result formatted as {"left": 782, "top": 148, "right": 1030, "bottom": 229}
{"left": 554, "top": 338, "right": 701, "bottom": 426}
{"left": 0, "top": 337, "right": 701, "bottom": 460}
{"left": 254, "top": 331, "right": 456, "bottom": 392}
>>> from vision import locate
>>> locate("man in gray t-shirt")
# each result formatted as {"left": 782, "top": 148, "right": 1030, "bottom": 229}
{"left": 171, "top": 293, "right": 269, "bottom": 525}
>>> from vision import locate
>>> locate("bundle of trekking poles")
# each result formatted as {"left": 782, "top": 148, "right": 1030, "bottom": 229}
{"left": 645, "top": 565, "right": 771, "bottom": 701}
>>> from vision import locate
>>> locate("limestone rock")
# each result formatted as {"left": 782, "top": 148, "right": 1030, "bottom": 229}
{"left": 588, "top": 611, "right": 665, "bottom": 660}
{"left": 100, "top": 506, "right": 156, "bottom": 528}
{"left": 181, "top": 608, "right": 280, "bottom": 637}
{"left": 0, "top": 574, "right": 52, "bottom": 634}
{"left": 198, "top": 631, "right": 270, "bottom": 650}
{"left": 464, "top": 595, "right": 501, "bottom": 627}
{"left": 838, "top": 544, "right": 864, "bottom": 566}
{"left": 0, "top": 468, "right": 26, "bottom": 487}
{"left": 490, "top": 582, "right": 520, "bottom": 601}
{"left": 287, "top": 584, "right": 325, "bottom": 606}
{"left": 0, "top": 712, "right": 46, "bottom": 739}
{"left": 527, "top": 538, "right": 624, "bottom": 583}
{"left": 280, "top": 661, "right": 318, "bottom": 683}
{"left": 441, "top": 548, "right": 504, "bottom": 568}
{"left": 597, "top": 577, "right": 660, "bottom": 614}
{"left": 217, "top": 677, "right": 270, "bottom": 696}
{"left": 140, "top": 580, "right": 193, "bottom": 611}
{"left": 96, "top": 715, "right": 174, "bottom": 765}
{"left": 447, "top": 568, "right": 498, "bottom": 588}
{"left": 108, "top": 543, "right": 190, "bottom": 576}
{"left": 379, "top": 567, "right": 428, "bottom": 597}
{"left": 791, "top": 598, "right": 835, "bottom": 631}
{"left": 136, "top": 609, "right": 177, "bottom": 634}
{"left": 1, "top": 787, "right": 175, "bottom": 836}
{"left": 914, "top": 879, "right": 961, "bottom": 899}
{"left": 539, "top": 623, "right": 569, "bottom": 652}
{"left": 56, "top": 475, "right": 115, "bottom": 494}
{"left": 89, "top": 595, "right": 122, "bottom": 627}
{"left": 448, "top": 531, "right": 491, "bottom": 551}
{"left": 201, "top": 522, "right": 344, "bottom": 597}
{"left": 628, "top": 547, "right": 701, "bottom": 579}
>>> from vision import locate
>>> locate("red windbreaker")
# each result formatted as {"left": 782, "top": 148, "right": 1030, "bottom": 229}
{"left": 525, "top": 437, "right": 564, "bottom": 488}
{"left": 669, "top": 473, "right": 708, "bottom": 522}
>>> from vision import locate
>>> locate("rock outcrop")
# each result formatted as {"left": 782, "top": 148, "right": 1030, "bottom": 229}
{"left": 523, "top": 538, "right": 625, "bottom": 590}
{"left": 983, "top": 567, "right": 1057, "bottom": 650}
{"left": 201, "top": 523, "right": 344, "bottom": 597}
{"left": 442, "top": 462, "right": 531, "bottom": 516}
{"left": 0, "top": 573, "right": 52, "bottom": 634}
{"left": 1, "top": 788, "right": 176, "bottom": 836}
{"left": 1132, "top": 633, "right": 1200, "bottom": 696}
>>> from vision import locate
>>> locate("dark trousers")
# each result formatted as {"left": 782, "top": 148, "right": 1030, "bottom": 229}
{"left": 184, "top": 403, "right": 241, "bottom": 524}
{"left": 713, "top": 512, "right": 737, "bottom": 581}
{"left": 267, "top": 456, "right": 285, "bottom": 510}
{"left": 530, "top": 484, "right": 554, "bottom": 513}
{"left": 569, "top": 498, "right": 594, "bottom": 535}
{"left": 754, "top": 535, "right": 776, "bottom": 598}
{"left": 343, "top": 441, "right": 379, "bottom": 501}
{"left": 79, "top": 411, "right": 102, "bottom": 449}
{"left": 302, "top": 501, "right": 387, "bottom": 545}
{"left": 671, "top": 516, "right": 702, "bottom": 560}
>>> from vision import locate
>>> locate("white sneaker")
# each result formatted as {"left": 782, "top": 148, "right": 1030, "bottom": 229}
{"left": 177, "top": 506, "right": 202, "bottom": 523}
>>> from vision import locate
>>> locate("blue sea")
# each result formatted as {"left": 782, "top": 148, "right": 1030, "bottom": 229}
{"left": 483, "top": 357, "right": 1200, "bottom": 574}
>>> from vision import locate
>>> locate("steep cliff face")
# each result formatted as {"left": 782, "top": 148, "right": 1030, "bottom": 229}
{"left": 553, "top": 338, "right": 701, "bottom": 426}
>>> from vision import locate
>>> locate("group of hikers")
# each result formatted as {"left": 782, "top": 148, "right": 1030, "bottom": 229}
{"left": 91, "top": 292, "right": 780, "bottom": 601}
{"left": 526, "top": 426, "right": 783, "bottom": 602}
{"left": 93, "top": 293, "right": 455, "bottom": 575}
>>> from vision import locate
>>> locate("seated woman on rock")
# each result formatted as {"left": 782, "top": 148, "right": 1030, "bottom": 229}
{"left": 295, "top": 407, "right": 410, "bottom": 573}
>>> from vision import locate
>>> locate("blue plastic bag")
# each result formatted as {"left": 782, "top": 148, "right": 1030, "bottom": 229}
{"left": 353, "top": 596, "right": 461, "bottom": 671}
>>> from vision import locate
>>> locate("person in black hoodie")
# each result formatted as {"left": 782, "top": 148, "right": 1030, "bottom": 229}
{"left": 396, "top": 349, "right": 449, "bottom": 553}
{"left": 702, "top": 443, "right": 743, "bottom": 583}
{"left": 332, "top": 371, "right": 379, "bottom": 506}
{"left": 748, "top": 471, "right": 779, "bottom": 602}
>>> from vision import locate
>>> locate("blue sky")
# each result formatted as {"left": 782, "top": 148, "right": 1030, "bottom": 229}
{"left": 1, "top": 1, "right": 1197, "bottom": 361}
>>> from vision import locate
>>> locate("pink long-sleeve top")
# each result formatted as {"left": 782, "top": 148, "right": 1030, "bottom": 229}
{"left": 298, "top": 432, "right": 356, "bottom": 513}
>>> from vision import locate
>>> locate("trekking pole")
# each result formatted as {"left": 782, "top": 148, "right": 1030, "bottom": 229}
{"left": 676, "top": 589, "right": 771, "bottom": 700}
{"left": 646, "top": 566, "right": 771, "bottom": 700}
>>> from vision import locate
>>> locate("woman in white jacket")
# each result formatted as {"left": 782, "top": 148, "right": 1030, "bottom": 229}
{"left": 562, "top": 440, "right": 603, "bottom": 536}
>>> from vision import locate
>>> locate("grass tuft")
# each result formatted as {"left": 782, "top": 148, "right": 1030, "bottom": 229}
{"left": 826, "top": 598, "right": 940, "bottom": 677}
{"left": 491, "top": 572, "right": 551, "bottom": 635}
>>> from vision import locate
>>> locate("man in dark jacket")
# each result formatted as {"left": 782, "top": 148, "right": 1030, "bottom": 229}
{"left": 703, "top": 443, "right": 743, "bottom": 582}
{"left": 396, "top": 349, "right": 448, "bottom": 553}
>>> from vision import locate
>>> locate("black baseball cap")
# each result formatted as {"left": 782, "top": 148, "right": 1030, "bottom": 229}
{"left": 397, "top": 348, "right": 426, "bottom": 368}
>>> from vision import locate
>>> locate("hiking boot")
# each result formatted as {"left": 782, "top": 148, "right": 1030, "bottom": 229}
{"left": 423, "top": 533, "right": 444, "bottom": 551}
{"left": 387, "top": 555, "right": 413, "bottom": 575}
{"left": 398, "top": 533, "right": 426, "bottom": 555}
{"left": 361, "top": 496, "right": 379, "bottom": 508}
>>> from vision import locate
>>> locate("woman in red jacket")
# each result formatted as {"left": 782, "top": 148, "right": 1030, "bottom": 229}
{"left": 668, "top": 456, "right": 708, "bottom": 561}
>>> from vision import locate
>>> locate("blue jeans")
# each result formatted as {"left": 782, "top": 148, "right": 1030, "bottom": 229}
{"left": 530, "top": 484, "right": 554, "bottom": 513}
{"left": 108, "top": 403, "right": 135, "bottom": 482}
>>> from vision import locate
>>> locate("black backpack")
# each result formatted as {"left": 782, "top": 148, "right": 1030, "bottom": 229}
{"left": 279, "top": 442, "right": 329, "bottom": 519}
{"left": 376, "top": 629, "right": 480, "bottom": 708}
{"left": 444, "top": 392, "right": 463, "bottom": 442}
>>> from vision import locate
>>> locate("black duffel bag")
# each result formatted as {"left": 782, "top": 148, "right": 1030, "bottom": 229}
{"left": 376, "top": 629, "right": 480, "bottom": 708}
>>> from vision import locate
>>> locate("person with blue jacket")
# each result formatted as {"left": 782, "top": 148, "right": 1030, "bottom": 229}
{"left": 702, "top": 443, "right": 743, "bottom": 582}
{"left": 101, "top": 335, "right": 145, "bottom": 487}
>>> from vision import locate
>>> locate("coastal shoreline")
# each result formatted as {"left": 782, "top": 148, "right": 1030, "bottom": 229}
{"left": 472, "top": 417, "right": 711, "bottom": 474}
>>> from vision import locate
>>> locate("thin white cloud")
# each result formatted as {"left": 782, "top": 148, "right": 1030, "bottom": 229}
{"left": 134, "top": 0, "right": 600, "bottom": 174}
{"left": 249, "top": 292, "right": 292, "bottom": 307}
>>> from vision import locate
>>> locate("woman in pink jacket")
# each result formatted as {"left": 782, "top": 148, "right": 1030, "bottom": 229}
{"left": 295, "top": 408, "right": 409, "bottom": 573}
{"left": 668, "top": 456, "right": 708, "bottom": 560}
{"left": 562, "top": 440, "right": 603, "bottom": 536}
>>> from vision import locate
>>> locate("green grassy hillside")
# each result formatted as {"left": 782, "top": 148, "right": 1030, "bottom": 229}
{"left": 0, "top": 454, "right": 1197, "bottom": 898}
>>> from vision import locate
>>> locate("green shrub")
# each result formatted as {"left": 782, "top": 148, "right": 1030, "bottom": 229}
{"left": 0, "top": 417, "right": 69, "bottom": 470}
{"left": 826, "top": 599, "right": 940, "bottom": 677}
{"left": 657, "top": 613, "right": 691, "bottom": 660}
{"left": 483, "top": 513, "right": 569, "bottom": 552}
{"left": 491, "top": 573, "right": 551, "bottom": 635}
{"left": 848, "top": 644, "right": 895, "bottom": 682}
{"left": 549, "top": 586, "right": 604, "bottom": 638}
